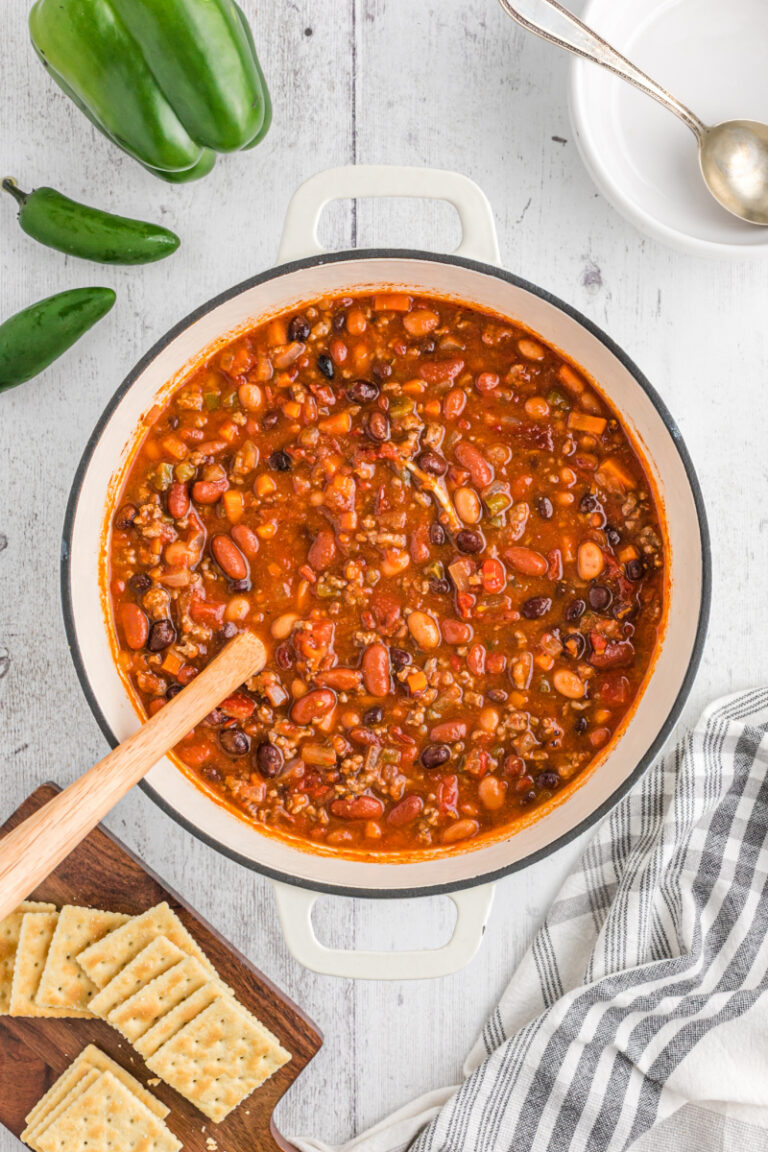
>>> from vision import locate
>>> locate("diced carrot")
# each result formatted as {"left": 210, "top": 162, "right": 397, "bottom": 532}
{"left": 373, "top": 293, "right": 412, "bottom": 312}
{"left": 223, "top": 490, "right": 244, "bottom": 523}
{"left": 282, "top": 400, "right": 301, "bottom": 419}
{"left": 597, "top": 457, "right": 637, "bottom": 491}
{"left": 423, "top": 399, "right": 442, "bottom": 417}
{"left": 567, "top": 411, "right": 607, "bottom": 435}
{"left": 161, "top": 435, "right": 189, "bottom": 461}
{"left": 298, "top": 564, "right": 316, "bottom": 583}
{"left": 256, "top": 521, "right": 278, "bottom": 539}
{"left": 162, "top": 650, "right": 184, "bottom": 675}
{"left": 254, "top": 474, "right": 277, "bottom": 497}
{"left": 558, "top": 363, "right": 585, "bottom": 393}
{"left": 318, "top": 412, "right": 352, "bottom": 435}
{"left": 618, "top": 545, "right": 639, "bottom": 563}
{"left": 148, "top": 699, "right": 166, "bottom": 715}
{"left": 267, "top": 317, "right": 288, "bottom": 346}
{"left": 401, "top": 378, "right": 426, "bottom": 394}
{"left": 406, "top": 670, "right": 428, "bottom": 694}
{"left": 218, "top": 419, "right": 240, "bottom": 443}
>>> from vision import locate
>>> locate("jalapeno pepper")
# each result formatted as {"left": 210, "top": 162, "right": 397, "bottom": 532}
{"left": 29, "top": 0, "right": 271, "bottom": 181}
{"left": 0, "top": 288, "right": 116, "bottom": 392}
{"left": 2, "top": 179, "right": 180, "bottom": 265}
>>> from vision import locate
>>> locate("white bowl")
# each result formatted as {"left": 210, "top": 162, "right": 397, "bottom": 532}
{"left": 569, "top": 0, "right": 768, "bottom": 256}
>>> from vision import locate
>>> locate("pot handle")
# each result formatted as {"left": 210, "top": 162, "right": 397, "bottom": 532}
{"left": 277, "top": 165, "right": 501, "bottom": 265}
{"left": 271, "top": 879, "right": 495, "bottom": 980}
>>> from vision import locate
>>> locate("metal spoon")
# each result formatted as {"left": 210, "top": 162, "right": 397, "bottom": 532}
{"left": 498, "top": 0, "right": 768, "bottom": 225}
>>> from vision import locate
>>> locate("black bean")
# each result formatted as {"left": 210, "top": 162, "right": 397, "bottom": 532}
{"left": 521, "top": 596, "right": 552, "bottom": 620}
{"left": 204, "top": 707, "right": 227, "bottom": 727}
{"left": 364, "top": 411, "right": 390, "bottom": 442}
{"left": 288, "top": 315, "right": 311, "bottom": 342}
{"left": 428, "top": 577, "right": 451, "bottom": 595}
{"left": 417, "top": 337, "right": 436, "bottom": 354}
{"left": 456, "top": 529, "right": 484, "bottom": 554}
{"left": 363, "top": 706, "right": 384, "bottom": 725}
{"left": 129, "top": 573, "right": 152, "bottom": 595}
{"left": 417, "top": 450, "right": 448, "bottom": 476}
{"left": 262, "top": 409, "right": 280, "bottom": 429}
{"left": 605, "top": 526, "right": 621, "bottom": 547}
{"left": 218, "top": 622, "right": 238, "bottom": 641}
{"left": 166, "top": 683, "right": 183, "bottom": 700}
{"left": 625, "top": 558, "right": 645, "bottom": 581}
{"left": 421, "top": 744, "right": 451, "bottom": 770}
{"left": 274, "top": 642, "right": 295, "bottom": 670}
{"left": 168, "top": 415, "right": 179, "bottom": 430}
{"left": 317, "top": 354, "right": 335, "bottom": 379}
{"left": 147, "top": 619, "right": 175, "bottom": 652}
{"left": 219, "top": 727, "right": 251, "bottom": 757}
{"left": 269, "top": 450, "right": 291, "bottom": 471}
{"left": 563, "top": 632, "right": 586, "bottom": 660}
{"left": 389, "top": 647, "right": 412, "bottom": 670}
{"left": 575, "top": 716, "right": 588, "bottom": 734}
{"left": 519, "top": 790, "right": 537, "bottom": 807}
{"left": 588, "top": 584, "right": 613, "bottom": 611}
{"left": 115, "top": 504, "right": 137, "bottom": 530}
{"left": 565, "top": 598, "right": 586, "bottom": 622}
{"left": 332, "top": 311, "right": 347, "bottom": 332}
{"left": 346, "top": 379, "right": 379, "bottom": 404}
{"left": 429, "top": 522, "right": 446, "bottom": 546}
{"left": 487, "top": 688, "right": 508, "bottom": 703}
{"left": 228, "top": 578, "right": 251, "bottom": 593}
{"left": 580, "top": 493, "right": 599, "bottom": 514}
{"left": 537, "top": 770, "right": 560, "bottom": 790}
{"left": 371, "top": 362, "right": 392, "bottom": 381}
{"left": 255, "top": 741, "right": 283, "bottom": 777}
{"left": 535, "top": 496, "right": 553, "bottom": 520}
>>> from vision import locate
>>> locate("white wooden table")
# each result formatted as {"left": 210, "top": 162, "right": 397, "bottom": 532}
{"left": 0, "top": 1, "right": 763, "bottom": 1145}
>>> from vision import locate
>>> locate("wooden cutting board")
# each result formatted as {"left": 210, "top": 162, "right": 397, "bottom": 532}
{"left": 0, "top": 784, "right": 323, "bottom": 1151}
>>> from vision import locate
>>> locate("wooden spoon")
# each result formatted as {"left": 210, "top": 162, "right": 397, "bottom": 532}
{"left": 0, "top": 630, "right": 266, "bottom": 922}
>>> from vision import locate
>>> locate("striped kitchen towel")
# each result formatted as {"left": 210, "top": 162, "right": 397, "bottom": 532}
{"left": 294, "top": 689, "right": 768, "bottom": 1152}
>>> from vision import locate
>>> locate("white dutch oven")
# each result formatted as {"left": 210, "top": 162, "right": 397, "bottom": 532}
{"left": 62, "top": 166, "right": 710, "bottom": 980}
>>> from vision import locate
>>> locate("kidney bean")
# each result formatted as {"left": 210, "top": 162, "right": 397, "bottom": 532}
{"left": 480, "top": 557, "right": 506, "bottom": 593}
{"left": 147, "top": 619, "right": 175, "bottom": 651}
{"left": 441, "top": 618, "right": 472, "bottom": 645}
{"left": 316, "top": 667, "right": 363, "bottom": 690}
{"left": 346, "top": 379, "right": 379, "bottom": 404}
{"left": 307, "top": 528, "right": 337, "bottom": 571}
{"left": 219, "top": 728, "right": 251, "bottom": 757}
{"left": 456, "top": 529, "right": 484, "bottom": 554}
{"left": 589, "top": 640, "right": 634, "bottom": 669}
{"left": 442, "top": 818, "right": 479, "bottom": 844}
{"left": 454, "top": 441, "right": 494, "bottom": 488}
{"left": 421, "top": 743, "right": 451, "bottom": 770}
{"left": 211, "top": 535, "right": 248, "bottom": 581}
{"left": 167, "top": 483, "right": 190, "bottom": 519}
{"left": 119, "top": 602, "right": 149, "bottom": 650}
{"left": 387, "top": 795, "right": 424, "bottom": 826}
{"left": 229, "top": 523, "right": 260, "bottom": 559}
{"left": 504, "top": 546, "right": 548, "bottom": 577}
{"left": 475, "top": 372, "right": 499, "bottom": 393}
{"left": 331, "top": 795, "right": 385, "bottom": 820}
{"left": 430, "top": 721, "right": 467, "bottom": 742}
{"left": 403, "top": 309, "right": 439, "bottom": 336}
{"left": 443, "top": 388, "right": 466, "bottom": 419}
{"left": 365, "top": 411, "right": 390, "bottom": 442}
{"left": 349, "top": 726, "right": 381, "bottom": 747}
{"left": 255, "top": 741, "right": 283, "bottom": 777}
{"left": 409, "top": 525, "right": 431, "bottom": 564}
{"left": 291, "top": 688, "right": 336, "bottom": 725}
{"left": 192, "top": 478, "right": 228, "bottom": 504}
{"left": 467, "top": 642, "right": 486, "bottom": 676}
{"left": 421, "top": 356, "right": 464, "bottom": 384}
{"left": 521, "top": 597, "right": 552, "bottom": 620}
{"left": 417, "top": 449, "right": 448, "bottom": 476}
{"left": 478, "top": 775, "right": 507, "bottom": 811}
{"left": 407, "top": 610, "right": 440, "bottom": 650}
{"left": 362, "top": 643, "right": 391, "bottom": 697}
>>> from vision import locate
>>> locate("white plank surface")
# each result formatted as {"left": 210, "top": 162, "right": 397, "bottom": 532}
{"left": 0, "top": 0, "right": 764, "bottom": 1145}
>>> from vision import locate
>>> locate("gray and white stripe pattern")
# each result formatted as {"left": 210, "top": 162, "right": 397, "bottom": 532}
{"left": 295, "top": 690, "right": 768, "bottom": 1152}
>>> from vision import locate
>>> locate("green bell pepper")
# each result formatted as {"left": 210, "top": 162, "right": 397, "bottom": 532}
{"left": 28, "top": 0, "right": 272, "bottom": 182}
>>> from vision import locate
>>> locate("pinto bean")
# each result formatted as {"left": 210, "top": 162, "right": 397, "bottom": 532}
{"left": 454, "top": 486, "right": 482, "bottom": 524}
{"left": 291, "top": 688, "right": 337, "bottom": 725}
{"left": 407, "top": 610, "right": 440, "bottom": 650}
{"left": 119, "top": 602, "right": 149, "bottom": 650}
{"left": 362, "top": 643, "right": 391, "bottom": 697}
{"left": 211, "top": 535, "right": 248, "bottom": 581}
{"left": 478, "top": 775, "right": 507, "bottom": 810}
{"left": 443, "top": 388, "right": 466, "bottom": 419}
{"left": 553, "top": 669, "right": 585, "bottom": 699}
{"left": 403, "top": 309, "right": 439, "bottom": 336}
{"left": 387, "top": 795, "right": 424, "bottom": 826}
{"left": 331, "top": 795, "right": 385, "bottom": 820}
{"left": 504, "top": 545, "right": 548, "bottom": 577}
{"left": 167, "top": 482, "right": 190, "bottom": 519}
{"left": 307, "top": 528, "right": 337, "bottom": 571}
{"left": 577, "top": 541, "right": 605, "bottom": 580}
{"left": 441, "top": 818, "right": 479, "bottom": 844}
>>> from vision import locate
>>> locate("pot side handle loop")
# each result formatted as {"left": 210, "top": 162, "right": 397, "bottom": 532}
{"left": 277, "top": 165, "right": 501, "bottom": 266}
{"left": 271, "top": 879, "right": 495, "bottom": 980}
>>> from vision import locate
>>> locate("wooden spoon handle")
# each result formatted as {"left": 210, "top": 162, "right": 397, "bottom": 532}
{"left": 0, "top": 631, "right": 266, "bottom": 921}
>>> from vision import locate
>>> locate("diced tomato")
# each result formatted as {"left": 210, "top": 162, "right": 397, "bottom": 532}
{"left": 189, "top": 597, "right": 226, "bottom": 627}
{"left": 480, "top": 557, "right": 506, "bottom": 593}
{"left": 437, "top": 774, "right": 459, "bottom": 815}
{"left": 220, "top": 691, "right": 256, "bottom": 721}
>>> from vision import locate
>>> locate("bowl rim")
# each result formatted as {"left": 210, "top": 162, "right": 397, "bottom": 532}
{"left": 569, "top": 0, "right": 768, "bottom": 258}
{"left": 61, "top": 246, "right": 712, "bottom": 897}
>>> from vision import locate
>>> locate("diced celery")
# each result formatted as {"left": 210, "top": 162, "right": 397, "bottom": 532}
{"left": 204, "top": 392, "right": 220, "bottom": 410}
{"left": 175, "top": 461, "right": 196, "bottom": 482}
{"left": 153, "top": 462, "right": 174, "bottom": 491}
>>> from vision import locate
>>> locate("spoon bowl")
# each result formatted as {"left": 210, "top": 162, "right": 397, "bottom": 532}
{"left": 700, "top": 120, "right": 768, "bottom": 225}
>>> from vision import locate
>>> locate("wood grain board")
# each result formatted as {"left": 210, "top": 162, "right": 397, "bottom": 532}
{"left": 0, "top": 785, "right": 323, "bottom": 1152}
